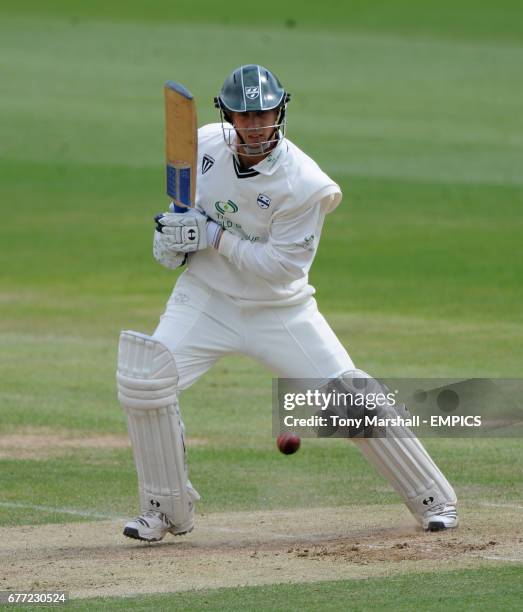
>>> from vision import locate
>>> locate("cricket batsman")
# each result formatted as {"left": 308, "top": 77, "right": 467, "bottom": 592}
{"left": 116, "top": 64, "right": 458, "bottom": 542}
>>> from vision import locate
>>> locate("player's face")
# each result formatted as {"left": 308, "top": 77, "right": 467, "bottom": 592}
{"left": 229, "top": 109, "right": 280, "bottom": 156}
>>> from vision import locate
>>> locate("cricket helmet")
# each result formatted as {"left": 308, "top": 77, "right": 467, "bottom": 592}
{"left": 215, "top": 64, "right": 289, "bottom": 113}
{"left": 214, "top": 64, "right": 291, "bottom": 156}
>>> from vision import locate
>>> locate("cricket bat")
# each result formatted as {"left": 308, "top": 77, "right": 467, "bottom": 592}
{"left": 164, "top": 81, "right": 197, "bottom": 211}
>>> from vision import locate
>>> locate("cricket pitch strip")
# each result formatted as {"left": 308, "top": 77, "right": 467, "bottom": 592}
{"left": 1, "top": 504, "right": 521, "bottom": 600}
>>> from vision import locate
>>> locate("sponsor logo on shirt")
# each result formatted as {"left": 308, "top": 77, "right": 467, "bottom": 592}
{"left": 295, "top": 234, "right": 315, "bottom": 251}
{"left": 263, "top": 145, "right": 284, "bottom": 172}
{"left": 172, "top": 292, "right": 190, "bottom": 304}
{"left": 257, "top": 193, "right": 271, "bottom": 209}
{"left": 215, "top": 200, "right": 239, "bottom": 214}
{"left": 202, "top": 154, "right": 215, "bottom": 174}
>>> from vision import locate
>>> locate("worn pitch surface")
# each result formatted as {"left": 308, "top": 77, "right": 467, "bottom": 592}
{"left": 1, "top": 504, "right": 521, "bottom": 599}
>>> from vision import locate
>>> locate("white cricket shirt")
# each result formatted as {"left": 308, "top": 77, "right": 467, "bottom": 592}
{"left": 187, "top": 123, "right": 342, "bottom": 304}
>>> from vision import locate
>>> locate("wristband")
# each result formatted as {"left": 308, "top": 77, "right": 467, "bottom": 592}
{"left": 206, "top": 221, "right": 224, "bottom": 250}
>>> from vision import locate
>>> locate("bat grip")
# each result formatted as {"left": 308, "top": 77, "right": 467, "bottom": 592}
{"left": 169, "top": 202, "right": 189, "bottom": 213}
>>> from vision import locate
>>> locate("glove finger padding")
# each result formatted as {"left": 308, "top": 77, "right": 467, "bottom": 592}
{"left": 153, "top": 231, "right": 187, "bottom": 270}
{"left": 157, "top": 212, "right": 193, "bottom": 228}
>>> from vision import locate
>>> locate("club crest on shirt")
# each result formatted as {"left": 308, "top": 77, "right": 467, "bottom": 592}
{"left": 257, "top": 193, "right": 271, "bottom": 209}
{"left": 245, "top": 86, "right": 259, "bottom": 99}
{"left": 202, "top": 154, "right": 215, "bottom": 174}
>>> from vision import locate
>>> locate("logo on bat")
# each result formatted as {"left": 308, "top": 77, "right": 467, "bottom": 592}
{"left": 245, "top": 86, "right": 259, "bottom": 99}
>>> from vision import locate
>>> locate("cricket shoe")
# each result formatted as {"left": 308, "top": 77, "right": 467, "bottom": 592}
{"left": 422, "top": 503, "right": 458, "bottom": 532}
{"left": 123, "top": 509, "right": 193, "bottom": 542}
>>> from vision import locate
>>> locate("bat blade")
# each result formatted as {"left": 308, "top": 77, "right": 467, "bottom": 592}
{"left": 164, "top": 81, "right": 197, "bottom": 210}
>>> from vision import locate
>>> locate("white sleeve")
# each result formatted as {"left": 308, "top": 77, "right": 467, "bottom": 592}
{"left": 217, "top": 188, "right": 341, "bottom": 284}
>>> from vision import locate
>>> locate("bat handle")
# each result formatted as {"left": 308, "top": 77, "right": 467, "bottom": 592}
{"left": 169, "top": 202, "right": 189, "bottom": 213}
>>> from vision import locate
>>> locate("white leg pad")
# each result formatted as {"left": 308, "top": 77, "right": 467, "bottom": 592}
{"left": 353, "top": 435, "right": 457, "bottom": 521}
{"left": 338, "top": 369, "right": 456, "bottom": 522}
{"left": 117, "top": 330, "right": 199, "bottom": 532}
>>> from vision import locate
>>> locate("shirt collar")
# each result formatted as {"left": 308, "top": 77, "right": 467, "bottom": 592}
{"left": 252, "top": 139, "right": 288, "bottom": 176}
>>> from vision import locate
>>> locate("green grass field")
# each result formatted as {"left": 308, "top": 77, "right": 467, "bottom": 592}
{"left": 1, "top": 1, "right": 522, "bottom": 609}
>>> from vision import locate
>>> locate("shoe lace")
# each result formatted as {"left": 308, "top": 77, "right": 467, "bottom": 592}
{"left": 139, "top": 509, "right": 176, "bottom": 528}
{"left": 141, "top": 510, "right": 163, "bottom": 519}
{"left": 426, "top": 503, "right": 456, "bottom": 517}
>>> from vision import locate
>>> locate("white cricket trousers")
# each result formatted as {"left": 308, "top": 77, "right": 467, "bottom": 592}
{"left": 154, "top": 271, "right": 355, "bottom": 388}
{"left": 153, "top": 270, "right": 457, "bottom": 521}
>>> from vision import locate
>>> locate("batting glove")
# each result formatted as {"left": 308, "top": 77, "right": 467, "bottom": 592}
{"left": 154, "top": 208, "right": 208, "bottom": 253}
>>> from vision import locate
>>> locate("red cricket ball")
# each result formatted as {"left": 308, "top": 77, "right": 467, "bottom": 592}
{"left": 277, "top": 432, "right": 301, "bottom": 455}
